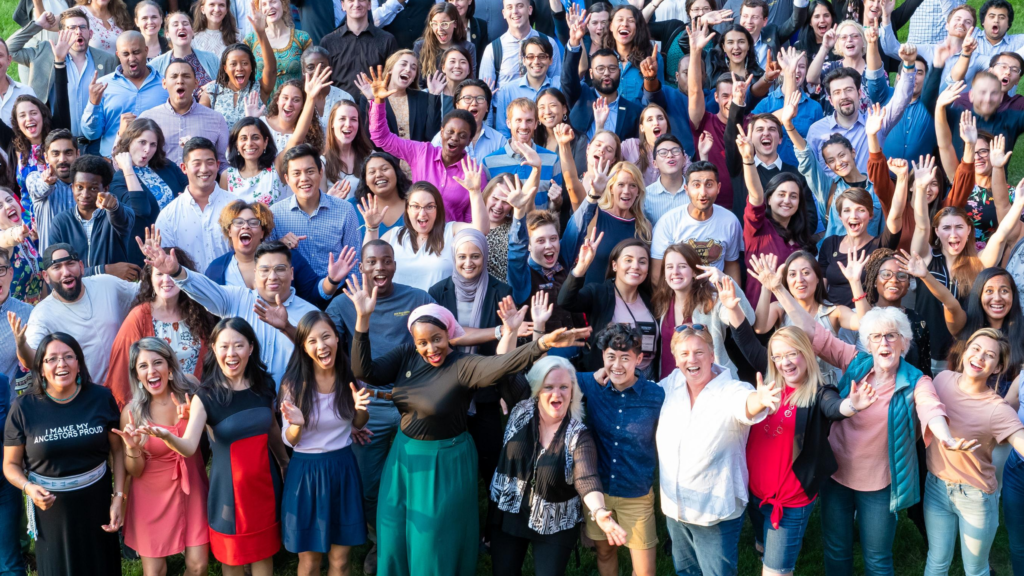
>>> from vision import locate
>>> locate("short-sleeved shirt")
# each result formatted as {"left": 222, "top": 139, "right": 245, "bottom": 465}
{"left": 926, "top": 371, "right": 1024, "bottom": 494}
{"left": 650, "top": 205, "right": 743, "bottom": 270}
{"left": 4, "top": 384, "right": 119, "bottom": 477}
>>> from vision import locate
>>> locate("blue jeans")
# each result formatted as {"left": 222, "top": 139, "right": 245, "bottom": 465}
{"left": 1003, "top": 450, "right": 1024, "bottom": 576}
{"left": 747, "top": 494, "right": 815, "bottom": 574}
{"left": 665, "top": 514, "right": 743, "bottom": 576}
{"left": 0, "top": 482, "right": 25, "bottom": 576}
{"left": 923, "top": 472, "right": 999, "bottom": 576}
{"left": 820, "top": 477, "right": 898, "bottom": 576}
{"left": 350, "top": 395, "right": 402, "bottom": 541}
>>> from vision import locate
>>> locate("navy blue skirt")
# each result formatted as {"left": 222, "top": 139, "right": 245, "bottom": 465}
{"left": 282, "top": 446, "right": 367, "bottom": 553}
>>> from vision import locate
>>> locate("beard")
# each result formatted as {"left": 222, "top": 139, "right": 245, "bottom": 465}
{"left": 594, "top": 77, "right": 621, "bottom": 96}
{"left": 52, "top": 277, "right": 83, "bottom": 301}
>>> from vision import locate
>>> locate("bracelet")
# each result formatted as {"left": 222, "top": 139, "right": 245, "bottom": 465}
{"left": 845, "top": 398, "right": 861, "bottom": 414}
{"left": 642, "top": 75, "right": 658, "bottom": 81}
{"left": 366, "top": 226, "right": 379, "bottom": 232}
{"left": 111, "top": 491, "right": 124, "bottom": 500}
{"left": 742, "top": 161, "right": 754, "bottom": 166}
{"left": 587, "top": 194, "right": 602, "bottom": 201}
{"left": 851, "top": 293, "right": 867, "bottom": 303}
{"left": 21, "top": 481, "right": 31, "bottom": 493}
{"left": 324, "top": 275, "right": 339, "bottom": 287}
{"left": 125, "top": 450, "right": 140, "bottom": 458}
{"left": 171, "top": 264, "right": 183, "bottom": 278}
{"left": 902, "top": 63, "right": 915, "bottom": 69}
{"left": 533, "top": 329, "right": 545, "bottom": 335}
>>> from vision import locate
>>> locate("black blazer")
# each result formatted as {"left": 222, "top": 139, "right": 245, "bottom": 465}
{"left": 468, "top": 17, "right": 489, "bottom": 65}
{"left": 730, "top": 319, "right": 849, "bottom": 499}
{"left": 557, "top": 274, "right": 654, "bottom": 372}
{"left": 359, "top": 90, "right": 441, "bottom": 144}
{"left": 429, "top": 274, "right": 513, "bottom": 358}
{"left": 110, "top": 164, "right": 187, "bottom": 266}
{"left": 560, "top": 45, "right": 643, "bottom": 141}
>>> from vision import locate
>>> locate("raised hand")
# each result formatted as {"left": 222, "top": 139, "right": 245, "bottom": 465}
{"left": 531, "top": 290, "right": 554, "bottom": 328}
{"left": 88, "top": 71, "right": 107, "bottom": 106}
{"left": 575, "top": 228, "right": 605, "bottom": 273}
{"left": 762, "top": 51, "right": 781, "bottom": 84}
{"left": 105, "top": 262, "right": 142, "bottom": 282}
{"left": 280, "top": 400, "right": 305, "bottom": 427}
{"left": 961, "top": 34, "right": 978, "bottom": 56}
{"left": 688, "top": 20, "right": 716, "bottom": 51}
{"left": 253, "top": 294, "right": 290, "bottom": 331}
{"left": 700, "top": 8, "right": 733, "bottom": 26}
{"left": 837, "top": 245, "right": 868, "bottom": 283}
{"left": 895, "top": 248, "right": 928, "bottom": 278}
{"left": 357, "top": 194, "right": 389, "bottom": 229}
{"left": 567, "top": 5, "right": 589, "bottom": 47}
{"left": 497, "top": 295, "right": 528, "bottom": 337}
{"left": 35, "top": 10, "right": 57, "bottom": 30}
{"left": 755, "top": 372, "right": 782, "bottom": 413}
{"left": 326, "top": 247, "right": 358, "bottom": 285}
{"left": 897, "top": 43, "right": 917, "bottom": 65}
{"left": 912, "top": 155, "right": 937, "bottom": 187}
{"left": 114, "top": 152, "right": 134, "bottom": 174}
{"left": 42, "top": 164, "right": 58, "bottom": 186}
{"left": 136, "top": 227, "right": 179, "bottom": 276}
{"left": 133, "top": 423, "right": 174, "bottom": 440}
{"left": 698, "top": 131, "right": 714, "bottom": 160}
{"left": 426, "top": 70, "right": 447, "bottom": 95}
{"left": 778, "top": 90, "right": 800, "bottom": 127}
{"left": 243, "top": 89, "right": 266, "bottom": 118}
{"left": 933, "top": 39, "right": 954, "bottom": 67}
{"left": 365, "top": 66, "right": 397, "bottom": 103}
{"left": 453, "top": 156, "right": 483, "bottom": 193}
{"left": 821, "top": 25, "right": 837, "bottom": 51}
{"left": 342, "top": 273, "right": 378, "bottom": 317}
{"left": 248, "top": 9, "right": 267, "bottom": 34}
{"left": 959, "top": 110, "right": 977, "bottom": 144}
{"left": 96, "top": 191, "right": 119, "bottom": 212}
{"left": 863, "top": 24, "right": 878, "bottom": 45}
{"left": 591, "top": 158, "right": 613, "bottom": 196}
{"left": 539, "top": 326, "right": 593, "bottom": 348}
{"left": 592, "top": 97, "right": 610, "bottom": 131}
{"left": 172, "top": 393, "right": 191, "bottom": 422}
{"left": 111, "top": 412, "right": 145, "bottom": 455}
{"left": 695, "top": 264, "right": 726, "bottom": 285}
{"left": 547, "top": 181, "right": 564, "bottom": 208}
{"left": 886, "top": 157, "right": 909, "bottom": 179}
{"left": 847, "top": 378, "right": 878, "bottom": 412}
{"left": 639, "top": 46, "right": 658, "bottom": 79}
{"left": 351, "top": 383, "right": 371, "bottom": 412}
{"left": 303, "top": 63, "right": 332, "bottom": 96}
{"left": 553, "top": 123, "right": 575, "bottom": 146}
{"left": 716, "top": 278, "right": 741, "bottom": 309}
{"left": 50, "top": 28, "right": 74, "bottom": 61}
{"left": 735, "top": 124, "right": 755, "bottom": 163}
{"left": 730, "top": 71, "right": 751, "bottom": 107}
{"left": 353, "top": 73, "right": 374, "bottom": 101}
{"left": 936, "top": 80, "right": 965, "bottom": 108}
{"left": 510, "top": 139, "right": 541, "bottom": 168}
{"left": 990, "top": 134, "right": 1013, "bottom": 169}
{"left": 502, "top": 174, "right": 533, "bottom": 212}
{"left": 327, "top": 179, "right": 352, "bottom": 199}
{"left": 747, "top": 253, "right": 782, "bottom": 293}
{"left": 7, "top": 311, "right": 27, "bottom": 347}
{"left": 865, "top": 102, "right": 884, "bottom": 136}
{"left": 7, "top": 224, "right": 36, "bottom": 245}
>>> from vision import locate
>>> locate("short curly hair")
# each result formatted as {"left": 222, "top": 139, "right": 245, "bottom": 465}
{"left": 218, "top": 199, "right": 275, "bottom": 239}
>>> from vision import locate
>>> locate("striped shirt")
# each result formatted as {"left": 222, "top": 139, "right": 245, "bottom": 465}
{"left": 643, "top": 178, "right": 690, "bottom": 227}
{"left": 269, "top": 192, "right": 362, "bottom": 278}
{"left": 482, "top": 142, "right": 561, "bottom": 206}
{"left": 139, "top": 101, "right": 230, "bottom": 171}
{"left": 24, "top": 173, "right": 76, "bottom": 252}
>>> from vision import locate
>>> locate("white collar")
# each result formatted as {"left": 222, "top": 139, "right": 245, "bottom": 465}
{"left": 754, "top": 155, "right": 784, "bottom": 170}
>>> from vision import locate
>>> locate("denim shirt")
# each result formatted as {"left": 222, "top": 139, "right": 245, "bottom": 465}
{"left": 578, "top": 372, "right": 665, "bottom": 498}
{"left": 618, "top": 52, "right": 664, "bottom": 105}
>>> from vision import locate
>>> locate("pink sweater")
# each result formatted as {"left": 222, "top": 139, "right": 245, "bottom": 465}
{"left": 812, "top": 324, "right": 947, "bottom": 492}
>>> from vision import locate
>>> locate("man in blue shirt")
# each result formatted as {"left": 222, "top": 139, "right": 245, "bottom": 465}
{"left": 884, "top": 56, "right": 938, "bottom": 162}
{"left": 491, "top": 36, "right": 561, "bottom": 137}
{"left": 81, "top": 31, "right": 168, "bottom": 156}
{"left": 482, "top": 98, "right": 561, "bottom": 204}
{"left": 578, "top": 325, "right": 665, "bottom": 576}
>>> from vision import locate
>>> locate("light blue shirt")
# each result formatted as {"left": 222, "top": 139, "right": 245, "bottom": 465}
{"left": 431, "top": 124, "right": 508, "bottom": 161}
{"left": 268, "top": 192, "right": 363, "bottom": 278}
{"left": 643, "top": 178, "right": 689, "bottom": 227}
{"left": 81, "top": 66, "right": 169, "bottom": 156}
{"left": 64, "top": 53, "right": 97, "bottom": 139}
{"left": 588, "top": 96, "right": 620, "bottom": 139}
{"left": 479, "top": 29, "right": 563, "bottom": 90}
{"left": 907, "top": 0, "right": 964, "bottom": 45}
{"left": 492, "top": 75, "right": 561, "bottom": 138}
{"left": 796, "top": 146, "right": 883, "bottom": 246}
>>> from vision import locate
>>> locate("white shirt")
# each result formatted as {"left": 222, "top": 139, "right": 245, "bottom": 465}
{"left": 385, "top": 221, "right": 456, "bottom": 292}
{"left": 0, "top": 76, "right": 36, "bottom": 128}
{"left": 643, "top": 178, "right": 689, "bottom": 226}
{"left": 25, "top": 275, "right": 139, "bottom": 383}
{"left": 155, "top": 185, "right": 234, "bottom": 273}
{"left": 175, "top": 269, "right": 318, "bottom": 387}
{"left": 754, "top": 155, "right": 784, "bottom": 171}
{"left": 656, "top": 365, "right": 766, "bottom": 526}
{"left": 650, "top": 205, "right": 744, "bottom": 269}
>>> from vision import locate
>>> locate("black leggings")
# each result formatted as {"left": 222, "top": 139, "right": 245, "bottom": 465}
{"left": 490, "top": 528, "right": 576, "bottom": 576}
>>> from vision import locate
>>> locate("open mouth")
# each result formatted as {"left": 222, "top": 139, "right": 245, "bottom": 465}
{"left": 445, "top": 142, "right": 460, "bottom": 154}
{"left": 877, "top": 348, "right": 893, "bottom": 359}
{"left": 549, "top": 398, "right": 563, "bottom": 410}
{"left": 759, "top": 136, "right": 773, "bottom": 148}
{"left": 282, "top": 106, "right": 296, "bottom": 119}
{"left": 617, "top": 28, "right": 631, "bottom": 41}
{"left": 427, "top": 352, "right": 443, "bottom": 364}
{"left": 847, "top": 220, "right": 862, "bottom": 233}
{"left": 781, "top": 364, "right": 798, "bottom": 377}
{"left": 415, "top": 215, "right": 430, "bottom": 229}
{"left": 176, "top": 30, "right": 189, "bottom": 41}
{"left": 316, "top": 350, "right": 333, "bottom": 365}
{"left": 730, "top": 49, "right": 744, "bottom": 59}
{"left": 266, "top": 8, "right": 279, "bottom": 18}
{"left": 844, "top": 42, "right": 856, "bottom": 52}
{"left": 5, "top": 206, "right": 19, "bottom": 222}
{"left": 297, "top": 180, "right": 314, "bottom": 193}
{"left": 61, "top": 277, "right": 77, "bottom": 290}
{"left": 541, "top": 249, "right": 557, "bottom": 265}
{"left": 685, "top": 366, "right": 701, "bottom": 376}
{"left": 398, "top": 72, "right": 411, "bottom": 84}
{"left": 225, "top": 359, "right": 240, "bottom": 370}
{"left": 55, "top": 369, "right": 69, "bottom": 378}
{"left": 460, "top": 264, "right": 477, "bottom": 275}
{"left": 371, "top": 273, "right": 388, "bottom": 287}
{"left": 23, "top": 121, "right": 38, "bottom": 134}
{"left": 233, "top": 73, "right": 247, "bottom": 85}
{"left": 175, "top": 86, "right": 188, "bottom": 98}
{"left": 988, "top": 301, "right": 1007, "bottom": 315}
{"left": 243, "top": 144, "right": 260, "bottom": 156}
{"left": 625, "top": 270, "right": 642, "bottom": 281}
{"left": 515, "top": 128, "right": 531, "bottom": 141}
{"left": 238, "top": 231, "right": 253, "bottom": 247}
{"left": 816, "top": 23, "right": 829, "bottom": 33}
{"left": 340, "top": 127, "right": 353, "bottom": 139}
{"left": 147, "top": 375, "right": 163, "bottom": 389}
{"left": 127, "top": 62, "right": 139, "bottom": 74}
{"left": 489, "top": 205, "right": 506, "bottom": 219}
{"left": 947, "top": 238, "right": 961, "bottom": 251}
{"left": 968, "top": 358, "right": 984, "bottom": 372}
{"left": 884, "top": 284, "right": 902, "bottom": 297}
{"left": 651, "top": 126, "right": 662, "bottom": 137}
{"left": 195, "top": 170, "right": 213, "bottom": 183}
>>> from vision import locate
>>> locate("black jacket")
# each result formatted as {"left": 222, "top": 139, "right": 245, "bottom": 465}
{"left": 110, "top": 164, "right": 187, "bottom": 267}
{"left": 429, "top": 274, "right": 513, "bottom": 358}
{"left": 560, "top": 44, "right": 643, "bottom": 141}
{"left": 557, "top": 274, "right": 655, "bottom": 372}
{"left": 730, "top": 319, "right": 849, "bottom": 499}
{"left": 359, "top": 90, "right": 441, "bottom": 144}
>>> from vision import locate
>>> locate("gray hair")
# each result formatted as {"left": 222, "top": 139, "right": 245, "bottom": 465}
{"left": 858, "top": 307, "right": 913, "bottom": 357}
{"left": 525, "top": 355, "right": 584, "bottom": 421}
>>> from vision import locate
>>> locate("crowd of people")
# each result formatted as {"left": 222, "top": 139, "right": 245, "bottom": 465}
{"left": 0, "top": 0, "right": 1022, "bottom": 574}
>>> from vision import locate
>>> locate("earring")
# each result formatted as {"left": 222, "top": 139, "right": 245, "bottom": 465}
{"left": 76, "top": 374, "right": 81, "bottom": 385}
{"left": 138, "top": 381, "right": 144, "bottom": 390}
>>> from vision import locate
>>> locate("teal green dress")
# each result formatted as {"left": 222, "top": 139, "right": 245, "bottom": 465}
{"left": 244, "top": 28, "right": 312, "bottom": 96}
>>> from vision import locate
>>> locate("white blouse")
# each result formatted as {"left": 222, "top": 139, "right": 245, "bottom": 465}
{"left": 385, "top": 222, "right": 456, "bottom": 292}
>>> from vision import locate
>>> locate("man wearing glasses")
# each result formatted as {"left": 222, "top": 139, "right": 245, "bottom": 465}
{"left": 431, "top": 79, "right": 508, "bottom": 161}
{"left": 491, "top": 37, "right": 560, "bottom": 139}
{"left": 643, "top": 135, "right": 690, "bottom": 226}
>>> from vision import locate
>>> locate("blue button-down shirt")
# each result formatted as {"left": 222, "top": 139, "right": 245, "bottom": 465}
{"left": 577, "top": 372, "right": 665, "bottom": 498}
{"left": 883, "top": 98, "right": 938, "bottom": 164}
{"left": 618, "top": 52, "right": 664, "bottom": 105}
{"left": 492, "top": 75, "right": 562, "bottom": 138}
{"left": 588, "top": 96, "right": 620, "bottom": 139}
{"left": 81, "top": 65, "right": 169, "bottom": 156}
{"left": 269, "top": 192, "right": 362, "bottom": 278}
{"left": 62, "top": 52, "right": 97, "bottom": 139}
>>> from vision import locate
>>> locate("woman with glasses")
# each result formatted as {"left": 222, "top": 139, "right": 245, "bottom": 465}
{"left": 618, "top": 104, "right": 681, "bottom": 186}
{"left": 428, "top": 47, "right": 474, "bottom": 117}
{"left": 806, "top": 20, "right": 888, "bottom": 115}
{"left": 854, "top": 249, "right": 931, "bottom": 370}
{"left": 2, "top": 332, "right": 125, "bottom": 576}
{"left": 414, "top": 3, "right": 477, "bottom": 88}
{"left": 717, "top": 278, "right": 877, "bottom": 576}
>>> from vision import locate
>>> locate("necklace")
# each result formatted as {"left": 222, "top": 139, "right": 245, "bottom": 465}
{"left": 46, "top": 383, "right": 81, "bottom": 404}
{"left": 58, "top": 287, "right": 93, "bottom": 322}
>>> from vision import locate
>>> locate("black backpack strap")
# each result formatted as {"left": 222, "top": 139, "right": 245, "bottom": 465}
{"left": 492, "top": 37, "right": 503, "bottom": 81}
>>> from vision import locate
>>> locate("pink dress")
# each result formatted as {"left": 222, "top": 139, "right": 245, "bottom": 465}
{"left": 124, "top": 419, "right": 210, "bottom": 557}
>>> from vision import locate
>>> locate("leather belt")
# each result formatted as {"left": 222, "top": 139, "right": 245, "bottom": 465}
{"left": 371, "top": 390, "right": 393, "bottom": 401}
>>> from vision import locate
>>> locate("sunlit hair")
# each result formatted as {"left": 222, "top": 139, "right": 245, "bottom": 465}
{"left": 587, "top": 130, "right": 623, "bottom": 170}
{"left": 398, "top": 182, "right": 447, "bottom": 256}
{"left": 601, "top": 5, "right": 654, "bottom": 69}
{"left": 134, "top": 247, "right": 218, "bottom": 343}
{"left": 218, "top": 199, "right": 275, "bottom": 239}
{"left": 670, "top": 325, "right": 715, "bottom": 357}
{"left": 384, "top": 49, "right": 421, "bottom": 90}
{"left": 482, "top": 178, "right": 514, "bottom": 223}
{"left": 192, "top": 0, "right": 239, "bottom": 46}
{"left": 266, "top": 79, "right": 325, "bottom": 153}
{"left": 781, "top": 251, "right": 828, "bottom": 305}
{"left": 956, "top": 327, "right": 1009, "bottom": 382}
{"left": 857, "top": 307, "right": 912, "bottom": 356}
{"left": 595, "top": 162, "right": 652, "bottom": 243}
{"left": 835, "top": 187, "right": 874, "bottom": 216}
{"left": 525, "top": 355, "right": 583, "bottom": 421}
{"left": 652, "top": 243, "right": 715, "bottom": 318}
{"left": 80, "top": 0, "right": 133, "bottom": 30}
{"left": 112, "top": 118, "right": 169, "bottom": 170}
{"left": 833, "top": 20, "right": 865, "bottom": 57}
{"left": 930, "top": 206, "right": 981, "bottom": 292}
{"left": 127, "top": 337, "right": 191, "bottom": 441}
{"left": 636, "top": 103, "right": 670, "bottom": 175}
{"left": 324, "top": 100, "right": 374, "bottom": 185}
{"left": 767, "top": 327, "right": 823, "bottom": 408}
{"left": 418, "top": 3, "right": 467, "bottom": 79}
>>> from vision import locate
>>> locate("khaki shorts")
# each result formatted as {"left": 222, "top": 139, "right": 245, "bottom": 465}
{"left": 584, "top": 489, "right": 659, "bottom": 550}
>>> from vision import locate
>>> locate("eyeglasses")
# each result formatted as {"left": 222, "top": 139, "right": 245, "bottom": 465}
{"left": 770, "top": 351, "right": 800, "bottom": 363}
{"left": 43, "top": 353, "right": 77, "bottom": 366}
{"left": 231, "top": 218, "right": 261, "bottom": 228}
{"left": 64, "top": 24, "right": 88, "bottom": 31}
{"left": 867, "top": 332, "right": 901, "bottom": 343}
{"left": 523, "top": 53, "right": 551, "bottom": 62}
{"left": 0, "top": 265, "right": 8, "bottom": 278}
{"left": 975, "top": 149, "right": 990, "bottom": 158}
{"left": 256, "top": 265, "right": 289, "bottom": 277}
{"left": 993, "top": 63, "right": 1022, "bottom": 75}
{"left": 458, "top": 95, "right": 488, "bottom": 104}
{"left": 675, "top": 323, "right": 708, "bottom": 332}
{"left": 656, "top": 146, "right": 683, "bottom": 158}
{"left": 592, "top": 65, "right": 618, "bottom": 75}
{"left": 409, "top": 203, "right": 437, "bottom": 213}
{"left": 878, "top": 270, "right": 909, "bottom": 282}
{"left": 430, "top": 20, "right": 454, "bottom": 30}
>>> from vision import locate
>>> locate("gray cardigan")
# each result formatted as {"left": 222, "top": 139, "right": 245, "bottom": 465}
{"left": 7, "top": 22, "right": 119, "bottom": 105}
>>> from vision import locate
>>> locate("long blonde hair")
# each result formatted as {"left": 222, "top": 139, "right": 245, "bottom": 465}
{"left": 766, "top": 326, "right": 823, "bottom": 408}
{"left": 594, "top": 161, "right": 652, "bottom": 243}
{"left": 384, "top": 49, "right": 421, "bottom": 90}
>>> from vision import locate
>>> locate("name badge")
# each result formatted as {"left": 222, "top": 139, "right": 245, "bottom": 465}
{"left": 634, "top": 321, "right": 657, "bottom": 354}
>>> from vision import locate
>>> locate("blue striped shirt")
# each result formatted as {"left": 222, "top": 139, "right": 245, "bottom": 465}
{"left": 482, "top": 143, "right": 562, "bottom": 208}
{"left": 269, "top": 192, "right": 362, "bottom": 278}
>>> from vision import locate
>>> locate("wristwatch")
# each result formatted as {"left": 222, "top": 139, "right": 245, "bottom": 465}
{"left": 589, "top": 507, "right": 608, "bottom": 522}
{"left": 495, "top": 325, "right": 503, "bottom": 339}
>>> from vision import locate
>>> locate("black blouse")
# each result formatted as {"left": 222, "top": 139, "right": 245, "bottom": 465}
{"left": 818, "top": 227, "right": 901, "bottom": 306}
{"left": 351, "top": 331, "right": 546, "bottom": 440}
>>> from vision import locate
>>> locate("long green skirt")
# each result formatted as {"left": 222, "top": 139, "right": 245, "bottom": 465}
{"left": 377, "top": 430, "right": 479, "bottom": 576}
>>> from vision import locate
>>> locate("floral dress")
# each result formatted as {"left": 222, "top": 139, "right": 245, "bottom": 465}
{"left": 9, "top": 239, "right": 44, "bottom": 305}
{"left": 243, "top": 28, "right": 311, "bottom": 95}
{"left": 224, "top": 167, "right": 291, "bottom": 205}
{"left": 16, "top": 149, "right": 44, "bottom": 225}
{"left": 966, "top": 184, "right": 1021, "bottom": 249}
{"left": 486, "top": 220, "right": 511, "bottom": 281}
{"left": 82, "top": 9, "right": 123, "bottom": 53}
{"left": 153, "top": 319, "right": 201, "bottom": 375}
{"left": 134, "top": 166, "right": 176, "bottom": 209}
{"left": 205, "top": 82, "right": 259, "bottom": 129}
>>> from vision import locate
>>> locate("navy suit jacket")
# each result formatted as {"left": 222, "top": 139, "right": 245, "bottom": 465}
{"left": 560, "top": 45, "right": 643, "bottom": 141}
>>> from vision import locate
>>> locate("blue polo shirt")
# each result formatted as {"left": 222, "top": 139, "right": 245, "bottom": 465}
{"left": 578, "top": 372, "right": 665, "bottom": 498}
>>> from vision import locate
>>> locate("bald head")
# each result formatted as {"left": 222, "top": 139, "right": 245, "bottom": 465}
{"left": 115, "top": 32, "right": 148, "bottom": 80}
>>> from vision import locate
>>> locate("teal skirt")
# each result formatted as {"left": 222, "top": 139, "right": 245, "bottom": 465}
{"left": 377, "top": 431, "right": 479, "bottom": 576}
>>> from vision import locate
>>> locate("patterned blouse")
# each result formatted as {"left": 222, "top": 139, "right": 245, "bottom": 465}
{"left": 8, "top": 240, "right": 43, "bottom": 305}
{"left": 486, "top": 220, "right": 511, "bottom": 281}
{"left": 153, "top": 319, "right": 201, "bottom": 375}
{"left": 966, "top": 184, "right": 1021, "bottom": 249}
{"left": 243, "top": 28, "right": 311, "bottom": 95}
{"left": 83, "top": 9, "right": 123, "bottom": 54}
{"left": 205, "top": 81, "right": 258, "bottom": 129}
{"left": 224, "top": 166, "right": 291, "bottom": 205}
{"left": 16, "top": 150, "right": 44, "bottom": 225}
{"left": 134, "top": 166, "right": 175, "bottom": 208}
{"left": 193, "top": 29, "right": 237, "bottom": 58}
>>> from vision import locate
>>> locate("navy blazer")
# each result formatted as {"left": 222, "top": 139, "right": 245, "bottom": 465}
{"left": 110, "top": 164, "right": 188, "bottom": 267}
{"left": 560, "top": 45, "right": 643, "bottom": 141}
{"left": 205, "top": 249, "right": 333, "bottom": 310}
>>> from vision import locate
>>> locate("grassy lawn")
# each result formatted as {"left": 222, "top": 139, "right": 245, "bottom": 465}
{"left": 1, "top": 0, "right": 1023, "bottom": 573}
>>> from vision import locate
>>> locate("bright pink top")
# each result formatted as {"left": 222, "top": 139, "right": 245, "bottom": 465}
{"left": 368, "top": 101, "right": 486, "bottom": 223}
{"left": 812, "top": 324, "right": 947, "bottom": 492}
{"left": 743, "top": 201, "right": 799, "bottom": 306}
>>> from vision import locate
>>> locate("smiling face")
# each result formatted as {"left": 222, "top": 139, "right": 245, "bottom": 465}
{"left": 440, "top": 118, "right": 472, "bottom": 164}
{"left": 962, "top": 334, "right": 1003, "bottom": 379}
{"left": 609, "top": 170, "right": 640, "bottom": 213}
{"left": 390, "top": 55, "right": 419, "bottom": 90}
{"left": 164, "top": 61, "right": 197, "bottom": 108}
{"left": 485, "top": 185, "right": 512, "bottom": 223}
{"left": 587, "top": 132, "right": 618, "bottom": 170}
{"left": 740, "top": 5, "right": 767, "bottom": 38}
{"left": 591, "top": 54, "right": 621, "bottom": 96}
{"left": 407, "top": 190, "right": 438, "bottom": 234}
{"left": 828, "top": 76, "right": 859, "bottom": 119}
{"left": 935, "top": 214, "right": 969, "bottom": 255}
{"left": 867, "top": 322, "right": 904, "bottom": 370}
{"left": 822, "top": 141, "right": 855, "bottom": 177}
{"left": 611, "top": 9, "right": 637, "bottom": 46}
{"left": 150, "top": 262, "right": 182, "bottom": 302}
{"left": 360, "top": 243, "right": 397, "bottom": 294}
{"left": 769, "top": 339, "right": 808, "bottom": 386}
{"left": 183, "top": 148, "right": 219, "bottom": 190}
{"left": 63, "top": 16, "right": 92, "bottom": 53}
{"left": 974, "top": 136, "right": 991, "bottom": 175}
{"left": 236, "top": 124, "right": 268, "bottom": 163}
{"left": 45, "top": 251, "right": 84, "bottom": 301}
{"left": 810, "top": 3, "right": 833, "bottom": 39}
{"left": 128, "top": 129, "right": 159, "bottom": 167}
{"left": 992, "top": 55, "right": 1022, "bottom": 94}
{"left": 229, "top": 208, "right": 264, "bottom": 255}
{"left": 116, "top": 35, "right": 148, "bottom": 79}
{"left": 225, "top": 49, "right": 253, "bottom": 89}
{"left": 285, "top": 155, "right": 322, "bottom": 201}
{"left": 523, "top": 43, "right": 551, "bottom": 81}
{"left": 836, "top": 24, "right": 864, "bottom": 57}
{"left": 0, "top": 190, "right": 21, "bottom": 228}
{"left": 215, "top": 327, "right": 252, "bottom": 380}
{"left": 202, "top": 0, "right": 228, "bottom": 24}
{"left": 946, "top": 7, "right": 975, "bottom": 39}
{"left": 413, "top": 322, "right": 450, "bottom": 366}
{"left": 982, "top": 275, "right": 1013, "bottom": 321}
{"left": 0, "top": 253, "right": 9, "bottom": 302}
{"left": 612, "top": 245, "right": 649, "bottom": 287}
{"left": 365, "top": 157, "right": 398, "bottom": 197}
{"left": 654, "top": 140, "right": 684, "bottom": 175}
{"left": 135, "top": 349, "right": 171, "bottom": 396}
{"left": 528, "top": 223, "right": 560, "bottom": 268}
{"left": 332, "top": 104, "right": 360, "bottom": 146}
{"left": 304, "top": 320, "right": 339, "bottom": 371}
{"left": 455, "top": 241, "right": 485, "bottom": 280}
{"left": 302, "top": 51, "right": 330, "bottom": 79}
{"left": 260, "top": 0, "right": 284, "bottom": 23}
{"left": 723, "top": 30, "right": 749, "bottom": 64}
{"left": 970, "top": 76, "right": 1004, "bottom": 117}
{"left": 443, "top": 51, "right": 470, "bottom": 83}
{"left": 768, "top": 181, "right": 800, "bottom": 221}
{"left": 663, "top": 250, "right": 694, "bottom": 292}
{"left": 509, "top": 106, "right": 537, "bottom": 144}
{"left": 72, "top": 172, "right": 104, "bottom": 213}
{"left": 839, "top": 198, "right": 871, "bottom": 236}
{"left": 751, "top": 118, "right": 780, "bottom": 157}
{"left": 448, "top": 0, "right": 470, "bottom": 17}
{"left": 343, "top": 0, "right": 370, "bottom": 19}
{"left": 673, "top": 334, "right": 715, "bottom": 386}
{"left": 456, "top": 85, "right": 488, "bottom": 124}
{"left": 276, "top": 84, "right": 304, "bottom": 125}
{"left": 254, "top": 251, "right": 294, "bottom": 302}
{"left": 640, "top": 107, "right": 668, "bottom": 145}
{"left": 135, "top": 4, "right": 162, "bottom": 37}
{"left": 537, "top": 93, "right": 567, "bottom": 128}
{"left": 15, "top": 101, "right": 43, "bottom": 143}
{"left": 537, "top": 368, "right": 573, "bottom": 420}
{"left": 166, "top": 13, "right": 194, "bottom": 47}
{"left": 786, "top": 256, "right": 818, "bottom": 300}
{"left": 430, "top": 11, "right": 455, "bottom": 44}
{"left": 874, "top": 259, "right": 909, "bottom": 303}
{"left": 42, "top": 340, "right": 79, "bottom": 391}
{"left": 686, "top": 170, "right": 719, "bottom": 210}
{"left": 714, "top": 81, "right": 734, "bottom": 118}
{"left": 502, "top": 0, "right": 531, "bottom": 30}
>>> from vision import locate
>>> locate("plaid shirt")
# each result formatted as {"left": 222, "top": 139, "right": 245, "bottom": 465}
{"left": 139, "top": 101, "right": 230, "bottom": 171}
{"left": 907, "top": 0, "right": 965, "bottom": 45}
{"left": 269, "top": 192, "right": 362, "bottom": 278}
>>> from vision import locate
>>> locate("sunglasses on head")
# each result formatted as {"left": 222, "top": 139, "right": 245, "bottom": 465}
{"left": 675, "top": 324, "right": 708, "bottom": 333}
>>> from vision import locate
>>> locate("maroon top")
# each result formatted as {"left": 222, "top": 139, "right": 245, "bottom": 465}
{"left": 743, "top": 201, "right": 800, "bottom": 306}
{"left": 689, "top": 113, "right": 732, "bottom": 209}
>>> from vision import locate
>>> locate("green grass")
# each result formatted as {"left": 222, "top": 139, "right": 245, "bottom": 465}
{"left": 2, "top": 0, "right": 1023, "bottom": 573}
